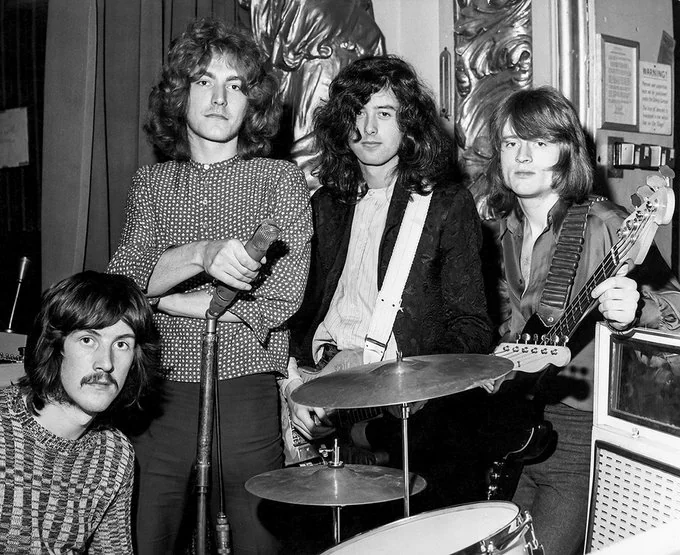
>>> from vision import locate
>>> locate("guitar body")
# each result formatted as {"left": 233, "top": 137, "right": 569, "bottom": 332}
{"left": 281, "top": 366, "right": 387, "bottom": 467}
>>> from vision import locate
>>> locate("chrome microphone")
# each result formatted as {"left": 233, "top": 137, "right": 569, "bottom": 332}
{"left": 5, "top": 256, "right": 31, "bottom": 333}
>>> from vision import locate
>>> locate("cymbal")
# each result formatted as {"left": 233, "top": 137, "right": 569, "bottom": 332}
{"left": 245, "top": 464, "right": 426, "bottom": 507}
{"left": 291, "top": 354, "right": 512, "bottom": 408}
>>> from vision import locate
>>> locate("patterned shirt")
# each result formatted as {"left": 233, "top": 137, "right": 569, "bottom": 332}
{"left": 0, "top": 386, "right": 135, "bottom": 553}
{"left": 108, "top": 156, "right": 312, "bottom": 382}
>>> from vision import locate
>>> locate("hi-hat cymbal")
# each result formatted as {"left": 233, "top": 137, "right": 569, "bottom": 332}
{"left": 291, "top": 354, "right": 512, "bottom": 408}
{"left": 245, "top": 464, "right": 426, "bottom": 507}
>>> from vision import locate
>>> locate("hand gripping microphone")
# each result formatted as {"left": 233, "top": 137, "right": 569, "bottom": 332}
{"left": 206, "top": 220, "right": 281, "bottom": 319}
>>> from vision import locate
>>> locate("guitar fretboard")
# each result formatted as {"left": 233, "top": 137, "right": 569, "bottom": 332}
{"left": 549, "top": 210, "right": 651, "bottom": 341}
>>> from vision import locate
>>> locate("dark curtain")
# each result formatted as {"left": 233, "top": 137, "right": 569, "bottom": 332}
{"left": 41, "top": 0, "right": 250, "bottom": 289}
{"left": 0, "top": 0, "right": 47, "bottom": 332}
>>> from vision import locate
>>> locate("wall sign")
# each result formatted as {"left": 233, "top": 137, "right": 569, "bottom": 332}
{"left": 0, "top": 107, "right": 29, "bottom": 168}
{"left": 639, "top": 61, "right": 672, "bottom": 135}
{"left": 601, "top": 35, "right": 639, "bottom": 132}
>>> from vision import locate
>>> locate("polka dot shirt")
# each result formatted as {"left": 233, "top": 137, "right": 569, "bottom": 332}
{"left": 108, "top": 156, "right": 312, "bottom": 382}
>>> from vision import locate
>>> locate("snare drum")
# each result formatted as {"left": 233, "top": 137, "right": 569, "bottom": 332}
{"left": 322, "top": 501, "right": 543, "bottom": 555}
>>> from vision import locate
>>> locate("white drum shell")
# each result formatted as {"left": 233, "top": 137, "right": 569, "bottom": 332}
{"left": 322, "top": 501, "right": 534, "bottom": 555}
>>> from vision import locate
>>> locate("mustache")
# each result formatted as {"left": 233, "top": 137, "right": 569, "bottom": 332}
{"left": 81, "top": 372, "right": 118, "bottom": 388}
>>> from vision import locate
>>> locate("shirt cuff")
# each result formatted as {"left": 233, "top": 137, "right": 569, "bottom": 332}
{"left": 640, "top": 290, "right": 680, "bottom": 331}
{"left": 138, "top": 246, "right": 175, "bottom": 292}
{"left": 278, "top": 357, "right": 303, "bottom": 396}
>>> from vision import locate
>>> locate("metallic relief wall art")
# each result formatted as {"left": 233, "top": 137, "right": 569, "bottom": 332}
{"left": 243, "top": 0, "right": 385, "bottom": 190}
{"left": 454, "top": 0, "right": 532, "bottom": 219}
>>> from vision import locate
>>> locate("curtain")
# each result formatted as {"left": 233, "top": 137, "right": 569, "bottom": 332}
{"left": 41, "top": 0, "right": 249, "bottom": 289}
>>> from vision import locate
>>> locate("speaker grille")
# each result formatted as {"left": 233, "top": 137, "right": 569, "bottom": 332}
{"left": 588, "top": 442, "right": 680, "bottom": 551}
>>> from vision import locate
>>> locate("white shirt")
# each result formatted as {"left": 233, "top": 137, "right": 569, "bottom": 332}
{"left": 312, "top": 182, "right": 399, "bottom": 363}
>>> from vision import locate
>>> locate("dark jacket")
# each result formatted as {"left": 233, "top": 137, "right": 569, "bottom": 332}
{"left": 289, "top": 181, "right": 492, "bottom": 367}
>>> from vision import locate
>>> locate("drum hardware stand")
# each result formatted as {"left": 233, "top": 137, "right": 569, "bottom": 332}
{"left": 399, "top": 403, "right": 412, "bottom": 517}
{"left": 318, "top": 440, "right": 345, "bottom": 545}
{"left": 195, "top": 313, "right": 232, "bottom": 555}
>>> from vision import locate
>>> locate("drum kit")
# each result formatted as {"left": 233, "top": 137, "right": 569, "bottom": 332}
{"left": 245, "top": 353, "right": 546, "bottom": 554}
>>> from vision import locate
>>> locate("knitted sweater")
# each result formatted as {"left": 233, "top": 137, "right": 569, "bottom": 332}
{"left": 0, "top": 386, "right": 135, "bottom": 554}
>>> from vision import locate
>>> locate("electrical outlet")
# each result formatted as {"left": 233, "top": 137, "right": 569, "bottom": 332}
{"left": 607, "top": 136, "right": 624, "bottom": 178}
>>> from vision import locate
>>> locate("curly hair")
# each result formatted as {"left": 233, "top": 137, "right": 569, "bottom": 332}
{"left": 313, "top": 55, "right": 457, "bottom": 203}
{"left": 486, "top": 86, "right": 594, "bottom": 216}
{"left": 145, "top": 17, "right": 281, "bottom": 161}
{"left": 17, "top": 271, "right": 160, "bottom": 421}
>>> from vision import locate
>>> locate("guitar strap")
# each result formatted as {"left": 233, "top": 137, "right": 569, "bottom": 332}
{"left": 363, "top": 192, "right": 432, "bottom": 364}
{"left": 537, "top": 196, "right": 604, "bottom": 325}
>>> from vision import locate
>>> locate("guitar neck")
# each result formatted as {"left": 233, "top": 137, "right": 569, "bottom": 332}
{"left": 549, "top": 230, "right": 636, "bottom": 341}
{"left": 334, "top": 407, "right": 383, "bottom": 428}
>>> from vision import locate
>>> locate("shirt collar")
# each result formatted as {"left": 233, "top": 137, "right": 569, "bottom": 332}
{"left": 501, "top": 197, "right": 570, "bottom": 239}
{"left": 189, "top": 154, "right": 240, "bottom": 172}
{"left": 361, "top": 176, "right": 397, "bottom": 203}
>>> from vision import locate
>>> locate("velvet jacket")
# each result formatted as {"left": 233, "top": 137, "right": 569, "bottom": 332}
{"left": 289, "top": 182, "right": 493, "bottom": 367}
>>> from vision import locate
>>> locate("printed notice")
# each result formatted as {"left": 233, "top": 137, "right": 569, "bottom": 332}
{"left": 0, "top": 107, "right": 29, "bottom": 168}
{"left": 640, "top": 61, "right": 672, "bottom": 135}
{"left": 602, "top": 37, "right": 638, "bottom": 129}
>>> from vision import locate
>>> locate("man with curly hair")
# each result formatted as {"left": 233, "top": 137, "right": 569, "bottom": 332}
{"left": 108, "top": 17, "right": 312, "bottom": 554}
{"left": 0, "top": 271, "right": 159, "bottom": 554}
{"left": 285, "top": 55, "right": 492, "bottom": 513}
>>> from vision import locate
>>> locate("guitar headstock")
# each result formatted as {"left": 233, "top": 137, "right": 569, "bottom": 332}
{"left": 619, "top": 166, "right": 676, "bottom": 266}
{"left": 630, "top": 165, "right": 675, "bottom": 225}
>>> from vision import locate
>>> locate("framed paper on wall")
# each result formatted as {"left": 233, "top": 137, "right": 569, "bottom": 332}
{"left": 600, "top": 35, "right": 639, "bottom": 132}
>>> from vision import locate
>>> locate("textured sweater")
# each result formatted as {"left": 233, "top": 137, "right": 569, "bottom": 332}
{"left": 0, "top": 386, "right": 135, "bottom": 554}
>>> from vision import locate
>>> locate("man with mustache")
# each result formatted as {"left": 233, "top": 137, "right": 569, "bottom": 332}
{"left": 0, "top": 271, "right": 159, "bottom": 553}
{"left": 108, "top": 16, "right": 312, "bottom": 554}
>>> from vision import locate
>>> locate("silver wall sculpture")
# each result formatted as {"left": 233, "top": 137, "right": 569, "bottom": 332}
{"left": 454, "top": 0, "right": 532, "bottom": 219}
{"left": 244, "top": 0, "right": 385, "bottom": 191}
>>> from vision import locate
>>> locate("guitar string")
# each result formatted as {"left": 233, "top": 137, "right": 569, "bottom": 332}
{"left": 541, "top": 210, "right": 651, "bottom": 343}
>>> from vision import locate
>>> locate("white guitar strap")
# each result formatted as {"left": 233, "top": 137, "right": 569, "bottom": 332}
{"left": 363, "top": 192, "right": 432, "bottom": 364}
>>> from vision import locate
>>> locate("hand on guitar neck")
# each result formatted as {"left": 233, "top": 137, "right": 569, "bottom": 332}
{"left": 484, "top": 267, "right": 640, "bottom": 394}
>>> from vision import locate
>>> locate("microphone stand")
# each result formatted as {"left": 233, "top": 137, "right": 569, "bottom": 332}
{"left": 195, "top": 311, "right": 231, "bottom": 554}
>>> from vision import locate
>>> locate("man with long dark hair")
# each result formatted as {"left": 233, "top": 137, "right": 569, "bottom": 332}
{"left": 285, "top": 55, "right": 492, "bottom": 511}
{"left": 485, "top": 86, "right": 680, "bottom": 555}
{"left": 108, "top": 16, "right": 312, "bottom": 554}
{"left": 0, "top": 271, "right": 159, "bottom": 553}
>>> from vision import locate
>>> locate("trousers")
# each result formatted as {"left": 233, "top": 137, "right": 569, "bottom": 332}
{"left": 131, "top": 374, "right": 283, "bottom": 555}
{"left": 513, "top": 402, "right": 592, "bottom": 555}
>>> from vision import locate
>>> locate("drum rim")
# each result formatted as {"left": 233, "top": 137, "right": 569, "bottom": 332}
{"left": 321, "top": 500, "right": 521, "bottom": 554}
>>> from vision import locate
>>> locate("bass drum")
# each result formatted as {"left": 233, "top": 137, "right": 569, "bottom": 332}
{"left": 322, "top": 501, "right": 543, "bottom": 555}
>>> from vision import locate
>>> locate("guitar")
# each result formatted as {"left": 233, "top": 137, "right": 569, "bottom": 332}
{"left": 486, "top": 167, "right": 676, "bottom": 498}
{"left": 281, "top": 364, "right": 386, "bottom": 467}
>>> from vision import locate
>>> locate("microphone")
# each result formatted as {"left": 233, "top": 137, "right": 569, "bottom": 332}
{"left": 5, "top": 256, "right": 31, "bottom": 333}
{"left": 206, "top": 220, "right": 281, "bottom": 319}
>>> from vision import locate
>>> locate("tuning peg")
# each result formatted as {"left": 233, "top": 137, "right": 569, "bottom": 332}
{"left": 646, "top": 175, "right": 666, "bottom": 190}
{"left": 659, "top": 165, "right": 675, "bottom": 181}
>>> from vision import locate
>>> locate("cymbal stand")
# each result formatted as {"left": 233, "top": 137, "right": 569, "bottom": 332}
{"left": 399, "top": 403, "right": 412, "bottom": 517}
{"left": 319, "top": 439, "right": 344, "bottom": 545}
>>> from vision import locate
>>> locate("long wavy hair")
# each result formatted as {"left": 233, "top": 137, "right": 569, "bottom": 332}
{"left": 17, "top": 271, "right": 160, "bottom": 421}
{"left": 486, "top": 86, "right": 594, "bottom": 216}
{"left": 313, "top": 55, "right": 457, "bottom": 203}
{"left": 145, "top": 17, "right": 281, "bottom": 161}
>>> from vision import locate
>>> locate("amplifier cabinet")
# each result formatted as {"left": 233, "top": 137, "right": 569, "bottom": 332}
{"left": 587, "top": 324, "right": 680, "bottom": 552}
